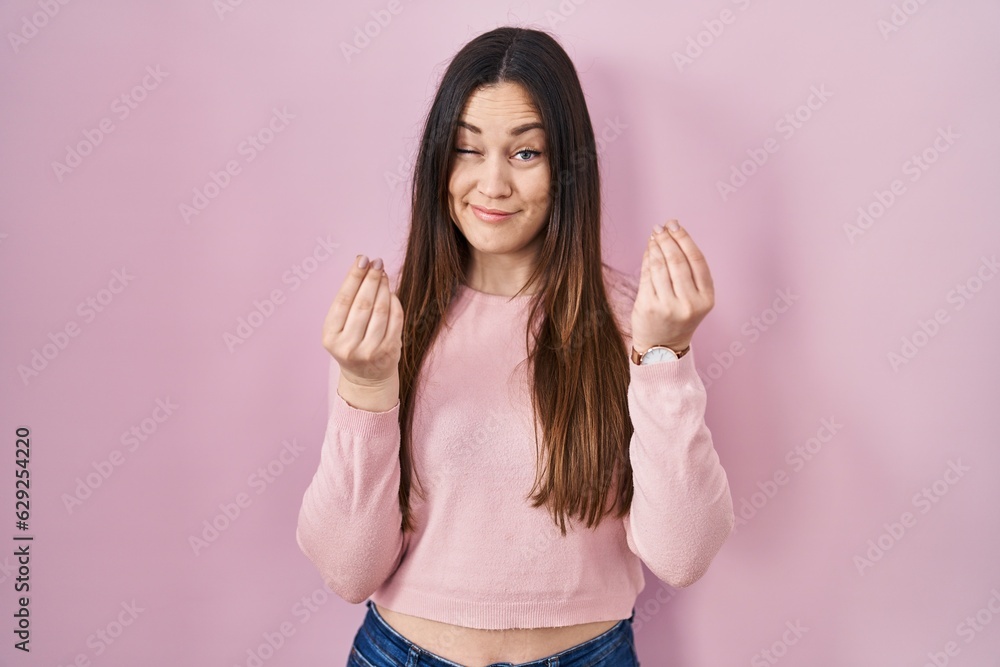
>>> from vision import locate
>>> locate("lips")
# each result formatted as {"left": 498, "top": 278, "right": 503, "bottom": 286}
{"left": 471, "top": 205, "right": 516, "bottom": 222}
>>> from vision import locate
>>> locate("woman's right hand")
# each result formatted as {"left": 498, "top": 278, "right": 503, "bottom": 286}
{"left": 322, "top": 255, "right": 403, "bottom": 391}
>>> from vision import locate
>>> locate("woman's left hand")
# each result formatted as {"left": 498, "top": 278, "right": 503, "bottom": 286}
{"left": 630, "top": 220, "right": 715, "bottom": 355}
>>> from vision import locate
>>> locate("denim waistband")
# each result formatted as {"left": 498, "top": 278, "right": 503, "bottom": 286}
{"left": 354, "top": 599, "right": 636, "bottom": 667}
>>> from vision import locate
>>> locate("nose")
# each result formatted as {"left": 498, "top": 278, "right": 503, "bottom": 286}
{"left": 476, "top": 154, "right": 512, "bottom": 200}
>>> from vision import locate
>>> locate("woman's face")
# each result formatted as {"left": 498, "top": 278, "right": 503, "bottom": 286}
{"left": 448, "top": 81, "right": 551, "bottom": 275}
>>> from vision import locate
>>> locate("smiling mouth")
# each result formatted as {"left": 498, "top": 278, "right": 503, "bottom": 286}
{"left": 471, "top": 205, "right": 517, "bottom": 222}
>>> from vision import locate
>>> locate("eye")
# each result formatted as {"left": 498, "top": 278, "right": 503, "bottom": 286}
{"left": 454, "top": 148, "right": 478, "bottom": 155}
{"left": 514, "top": 149, "right": 542, "bottom": 162}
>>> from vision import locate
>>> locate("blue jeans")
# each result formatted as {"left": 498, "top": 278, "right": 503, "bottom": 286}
{"left": 347, "top": 600, "right": 640, "bottom": 666}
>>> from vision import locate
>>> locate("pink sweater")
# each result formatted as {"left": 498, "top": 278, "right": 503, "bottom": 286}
{"left": 295, "top": 266, "right": 735, "bottom": 630}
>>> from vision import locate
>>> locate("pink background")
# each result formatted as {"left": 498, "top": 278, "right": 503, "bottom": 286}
{"left": 2, "top": 1, "right": 999, "bottom": 665}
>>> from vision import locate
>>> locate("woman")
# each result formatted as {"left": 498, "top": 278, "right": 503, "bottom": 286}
{"left": 296, "top": 26, "right": 735, "bottom": 667}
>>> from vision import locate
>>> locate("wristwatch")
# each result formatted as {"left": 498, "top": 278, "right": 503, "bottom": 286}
{"left": 630, "top": 344, "right": 691, "bottom": 365}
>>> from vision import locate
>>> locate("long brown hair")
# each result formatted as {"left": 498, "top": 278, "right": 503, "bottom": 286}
{"left": 394, "top": 26, "right": 634, "bottom": 537}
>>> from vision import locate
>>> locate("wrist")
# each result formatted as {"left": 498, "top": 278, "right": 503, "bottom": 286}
{"left": 337, "top": 375, "right": 399, "bottom": 412}
{"left": 632, "top": 340, "right": 691, "bottom": 354}
{"left": 630, "top": 341, "right": 691, "bottom": 365}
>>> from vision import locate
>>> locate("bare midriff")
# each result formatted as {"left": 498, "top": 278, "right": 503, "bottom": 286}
{"left": 374, "top": 603, "right": 620, "bottom": 666}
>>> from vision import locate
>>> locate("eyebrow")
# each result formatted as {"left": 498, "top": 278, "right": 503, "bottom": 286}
{"left": 457, "top": 120, "right": 544, "bottom": 136}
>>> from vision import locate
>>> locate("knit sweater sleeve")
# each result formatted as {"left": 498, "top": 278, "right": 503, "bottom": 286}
{"left": 294, "top": 356, "right": 408, "bottom": 603}
{"left": 607, "top": 266, "right": 735, "bottom": 588}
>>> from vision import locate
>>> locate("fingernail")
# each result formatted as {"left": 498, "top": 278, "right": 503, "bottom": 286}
{"left": 371, "top": 257, "right": 383, "bottom": 270}
{"left": 666, "top": 219, "right": 680, "bottom": 232}
{"left": 652, "top": 224, "right": 664, "bottom": 234}
{"left": 357, "top": 254, "right": 369, "bottom": 268}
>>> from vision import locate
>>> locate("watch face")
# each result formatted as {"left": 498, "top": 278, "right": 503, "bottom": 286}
{"left": 641, "top": 347, "right": 678, "bottom": 364}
